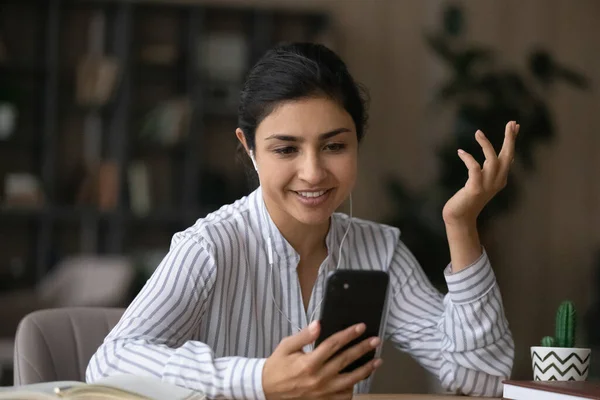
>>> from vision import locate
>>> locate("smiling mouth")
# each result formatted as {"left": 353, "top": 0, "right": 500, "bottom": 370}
{"left": 294, "top": 189, "right": 329, "bottom": 198}
{"left": 291, "top": 189, "right": 333, "bottom": 207}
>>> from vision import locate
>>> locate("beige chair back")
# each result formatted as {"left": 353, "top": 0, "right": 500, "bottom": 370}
{"left": 13, "top": 307, "right": 124, "bottom": 385}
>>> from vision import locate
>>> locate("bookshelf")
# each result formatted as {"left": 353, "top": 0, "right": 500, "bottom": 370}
{"left": 0, "top": 0, "right": 331, "bottom": 287}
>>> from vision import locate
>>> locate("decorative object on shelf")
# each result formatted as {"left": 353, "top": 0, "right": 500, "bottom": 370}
{"left": 0, "top": 102, "right": 17, "bottom": 140}
{"left": 140, "top": 96, "right": 191, "bottom": 146}
{"left": 531, "top": 300, "right": 591, "bottom": 381}
{"left": 199, "top": 31, "right": 248, "bottom": 82}
{"left": 128, "top": 161, "right": 151, "bottom": 216}
{"left": 0, "top": 35, "right": 19, "bottom": 141}
{"left": 198, "top": 31, "right": 248, "bottom": 113}
{"left": 97, "top": 161, "right": 119, "bottom": 211}
{"left": 385, "top": 4, "right": 590, "bottom": 288}
{"left": 140, "top": 43, "right": 178, "bottom": 65}
{"left": 2, "top": 173, "right": 44, "bottom": 208}
{"left": 76, "top": 160, "right": 119, "bottom": 211}
{"left": 75, "top": 55, "right": 121, "bottom": 108}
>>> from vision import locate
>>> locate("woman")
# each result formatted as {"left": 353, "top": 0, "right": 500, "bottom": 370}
{"left": 87, "top": 42, "right": 515, "bottom": 400}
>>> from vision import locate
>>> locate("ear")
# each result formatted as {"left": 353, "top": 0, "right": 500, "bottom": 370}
{"left": 236, "top": 128, "right": 259, "bottom": 173}
{"left": 236, "top": 128, "right": 251, "bottom": 156}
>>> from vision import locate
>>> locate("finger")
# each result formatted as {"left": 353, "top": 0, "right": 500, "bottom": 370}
{"left": 277, "top": 320, "right": 320, "bottom": 355}
{"left": 322, "top": 336, "right": 381, "bottom": 378}
{"left": 474, "top": 130, "right": 499, "bottom": 188}
{"left": 310, "top": 323, "right": 366, "bottom": 366}
{"left": 328, "top": 358, "right": 383, "bottom": 393}
{"left": 457, "top": 149, "right": 483, "bottom": 192}
{"left": 498, "top": 121, "right": 518, "bottom": 175}
{"left": 475, "top": 130, "right": 498, "bottom": 165}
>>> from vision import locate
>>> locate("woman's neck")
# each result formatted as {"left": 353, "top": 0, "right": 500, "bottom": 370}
{"left": 264, "top": 198, "right": 329, "bottom": 258}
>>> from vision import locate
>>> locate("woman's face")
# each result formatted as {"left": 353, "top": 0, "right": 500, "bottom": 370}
{"left": 238, "top": 96, "right": 358, "bottom": 227}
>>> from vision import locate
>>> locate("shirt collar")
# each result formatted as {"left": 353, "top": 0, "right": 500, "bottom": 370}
{"left": 250, "top": 186, "right": 341, "bottom": 270}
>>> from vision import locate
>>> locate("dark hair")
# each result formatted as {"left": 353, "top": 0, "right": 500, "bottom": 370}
{"left": 237, "top": 42, "right": 369, "bottom": 152}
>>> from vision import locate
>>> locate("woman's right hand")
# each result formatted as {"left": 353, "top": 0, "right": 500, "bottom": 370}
{"left": 262, "top": 321, "right": 383, "bottom": 400}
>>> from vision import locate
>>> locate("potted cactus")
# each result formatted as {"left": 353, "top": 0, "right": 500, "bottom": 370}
{"left": 531, "top": 301, "right": 592, "bottom": 381}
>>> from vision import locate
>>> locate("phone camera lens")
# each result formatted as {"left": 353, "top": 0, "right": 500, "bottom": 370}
{"left": 343, "top": 283, "right": 350, "bottom": 290}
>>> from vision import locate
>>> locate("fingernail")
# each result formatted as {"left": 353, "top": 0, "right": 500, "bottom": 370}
{"left": 475, "top": 130, "right": 482, "bottom": 136}
{"left": 457, "top": 149, "right": 465, "bottom": 155}
{"left": 309, "top": 321, "right": 319, "bottom": 333}
{"left": 373, "top": 359, "right": 383, "bottom": 368}
{"left": 355, "top": 323, "right": 366, "bottom": 334}
{"left": 516, "top": 124, "right": 520, "bottom": 134}
{"left": 370, "top": 337, "right": 381, "bottom": 347}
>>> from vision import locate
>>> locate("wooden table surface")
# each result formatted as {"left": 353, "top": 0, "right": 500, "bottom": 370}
{"left": 354, "top": 395, "right": 501, "bottom": 399}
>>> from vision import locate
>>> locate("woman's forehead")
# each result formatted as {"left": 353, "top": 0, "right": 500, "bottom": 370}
{"left": 255, "top": 98, "right": 355, "bottom": 140}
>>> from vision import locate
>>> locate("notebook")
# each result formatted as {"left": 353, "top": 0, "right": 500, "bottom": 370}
{"left": 503, "top": 379, "right": 600, "bottom": 400}
{"left": 0, "top": 374, "right": 206, "bottom": 400}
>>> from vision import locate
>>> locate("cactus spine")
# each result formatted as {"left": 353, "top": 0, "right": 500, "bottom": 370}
{"left": 555, "top": 300, "right": 576, "bottom": 348}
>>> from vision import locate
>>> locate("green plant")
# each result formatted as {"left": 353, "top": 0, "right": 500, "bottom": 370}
{"left": 541, "top": 301, "right": 577, "bottom": 348}
{"left": 385, "top": 4, "right": 590, "bottom": 288}
{"left": 541, "top": 336, "right": 556, "bottom": 347}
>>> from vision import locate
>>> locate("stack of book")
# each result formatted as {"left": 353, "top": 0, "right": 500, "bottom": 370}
{"left": 503, "top": 379, "right": 600, "bottom": 399}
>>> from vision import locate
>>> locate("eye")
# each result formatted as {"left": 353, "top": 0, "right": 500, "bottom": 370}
{"left": 324, "top": 143, "right": 346, "bottom": 152}
{"left": 273, "top": 146, "right": 298, "bottom": 156}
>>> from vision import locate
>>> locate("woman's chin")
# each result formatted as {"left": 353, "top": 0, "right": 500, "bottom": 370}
{"left": 289, "top": 206, "right": 335, "bottom": 226}
{"left": 275, "top": 189, "right": 347, "bottom": 226}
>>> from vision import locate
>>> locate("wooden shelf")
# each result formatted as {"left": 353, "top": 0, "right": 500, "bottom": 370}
{"left": 0, "top": 1, "right": 330, "bottom": 282}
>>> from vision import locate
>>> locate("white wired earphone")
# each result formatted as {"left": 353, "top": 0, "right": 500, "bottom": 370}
{"left": 250, "top": 149, "right": 354, "bottom": 333}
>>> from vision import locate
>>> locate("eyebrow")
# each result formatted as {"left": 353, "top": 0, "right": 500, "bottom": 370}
{"left": 265, "top": 128, "right": 351, "bottom": 142}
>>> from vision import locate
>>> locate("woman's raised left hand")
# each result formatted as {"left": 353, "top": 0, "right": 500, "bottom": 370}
{"left": 442, "top": 121, "right": 520, "bottom": 226}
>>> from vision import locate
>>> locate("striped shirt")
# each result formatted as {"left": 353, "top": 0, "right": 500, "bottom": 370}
{"left": 86, "top": 187, "right": 514, "bottom": 399}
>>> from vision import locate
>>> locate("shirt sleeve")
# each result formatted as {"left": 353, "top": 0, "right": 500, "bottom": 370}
{"left": 385, "top": 240, "right": 514, "bottom": 397}
{"left": 85, "top": 236, "right": 267, "bottom": 400}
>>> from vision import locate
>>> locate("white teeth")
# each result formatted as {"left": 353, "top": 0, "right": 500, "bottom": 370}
{"left": 298, "top": 190, "right": 326, "bottom": 198}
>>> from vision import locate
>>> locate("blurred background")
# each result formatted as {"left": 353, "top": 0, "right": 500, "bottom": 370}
{"left": 0, "top": 0, "right": 599, "bottom": 393}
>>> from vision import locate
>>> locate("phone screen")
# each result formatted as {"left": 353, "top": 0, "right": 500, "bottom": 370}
{"left": 314, "top": 269, "right": 389, "bottom": 373}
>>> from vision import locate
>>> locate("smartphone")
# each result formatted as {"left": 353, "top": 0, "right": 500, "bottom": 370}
{"left": 314, "top": 269, "right": 390, "bottom": 373}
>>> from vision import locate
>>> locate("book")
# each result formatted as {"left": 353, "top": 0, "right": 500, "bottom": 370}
{"left": 503, "top": 379, "right": 600, "bottom": 399}
{"left": 0, "top": 374, "right": 206, "bottom": 400}
{"left": 128, "top": 161, "right": 151, "bottom": 216}
{"left": 75, "top": 55, "right": 120, "bottom": 107}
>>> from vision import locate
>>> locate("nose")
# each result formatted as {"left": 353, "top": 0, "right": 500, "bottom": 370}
{"left": 297, "top": 153, "right": 327, "bottom": 185}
